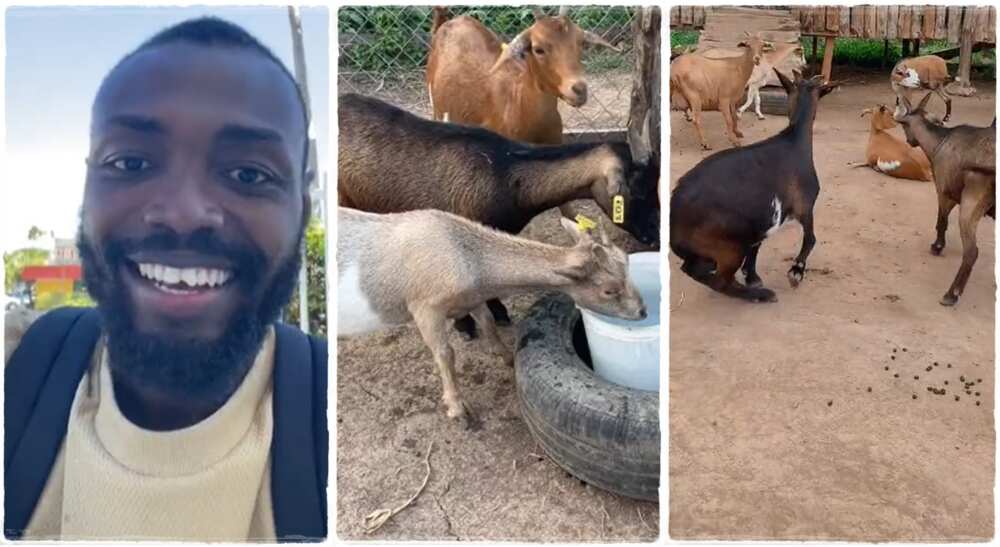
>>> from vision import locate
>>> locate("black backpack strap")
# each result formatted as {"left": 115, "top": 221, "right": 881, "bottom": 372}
{"left": 4, "top": 307, "right": 102, "bottom": 539}
{"left": 271, "top": 324, "right": 328, "bottom": 542}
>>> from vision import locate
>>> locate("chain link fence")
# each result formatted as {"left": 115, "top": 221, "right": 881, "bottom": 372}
{"left": 338, "top": 5, "right": 637, "bottom": 133}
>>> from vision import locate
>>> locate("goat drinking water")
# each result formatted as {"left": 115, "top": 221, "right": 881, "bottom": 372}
{"left": 338, "top": 207, "right": 646, "bottom": 425}
{"left": 670, "top": 70, "right": 839, "bottom": 302}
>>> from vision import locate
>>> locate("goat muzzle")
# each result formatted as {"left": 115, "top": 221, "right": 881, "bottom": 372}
{"left": 563, "top": 81, "right": 588, "bottom": 107}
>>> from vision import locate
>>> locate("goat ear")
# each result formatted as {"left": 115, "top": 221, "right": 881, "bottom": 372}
{"left": 558, "top": 6, "right": 569, "bottom": 17}
{"left": 584, "top": 30, "right": 621, "bottom": 52}
{"left": 560, "top": 216, "right": 585, "bottom": 242}
{"left": 818, "top": 80, "right": 840, "bottom": 98}
{"left": 893, "top": 103, "right": 908, "bottom": 121}
{"left": 554, "top": 263, "right": 588, "bottom": 281}
{"left": 859, "top": 107, "right": 873, "bottom": 118}
{"left": 916, "top": 91, "right": 933, "bottom": 112}
{"left": 774, "top": 68, "right": 795, "bottom": 94}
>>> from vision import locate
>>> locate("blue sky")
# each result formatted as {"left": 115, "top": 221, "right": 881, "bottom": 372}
{"left": 4, "top": 5, "right": 329, "bottom": 251}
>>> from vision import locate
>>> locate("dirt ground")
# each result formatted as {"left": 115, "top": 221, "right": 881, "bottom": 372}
{"left": 336, "top": 205, "right": 659, "bottom": 541}
{"left": 669, "top": 75, "right": 995, "bottom": 540}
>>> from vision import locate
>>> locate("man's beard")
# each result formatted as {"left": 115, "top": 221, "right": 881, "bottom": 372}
{"left": 76, "top": 224, "right": 303, "bottom": 402}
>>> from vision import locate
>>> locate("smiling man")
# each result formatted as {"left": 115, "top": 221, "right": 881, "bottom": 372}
{"left": 4, "top": 17, "right": 327, "bottom": 541}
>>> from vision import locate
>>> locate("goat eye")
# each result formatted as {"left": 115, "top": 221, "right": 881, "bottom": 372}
{"left": 534, "top": 47, "right": 545, "bottom": 55}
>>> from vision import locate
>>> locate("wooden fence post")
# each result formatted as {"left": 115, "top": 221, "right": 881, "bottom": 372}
{"left": 628, "top": 6, "right": 660, "bottom": 169}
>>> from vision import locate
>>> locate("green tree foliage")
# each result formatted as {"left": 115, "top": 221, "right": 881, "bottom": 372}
{"left": 4, "top": 248, "right": 50, "bottom": 294}
{"left": 285, "top": 221, "right": 327, "bottom": 336}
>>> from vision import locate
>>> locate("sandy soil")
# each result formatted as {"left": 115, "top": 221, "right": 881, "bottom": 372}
{"left": 336, "top": 204, "right": 659, "bottom": 541}
{"left": 668, "top": 76, "right": 995, "bottom": 540}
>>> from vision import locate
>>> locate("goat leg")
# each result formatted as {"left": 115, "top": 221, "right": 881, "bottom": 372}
{"left": 931, "top": 193, "right": 958, "bottom": 256}
{"left": 941, "top": 186, "right": 991, "bottom": 306}
{"left": 412, "top": 307, "right": 470, "bottom": 421}
{"left": 709, "top": 247, "right": 776, "bottom": 303}
{"left": 788, "top": 213, "right": 816, "bottom": 287}
{"left": 741, "top": 244, "right": 764, "bottom": 287}
{"left": 723, "top": 103, "right": 743, "bottom": 146}
{"left": 469, "top": 303, "right": 513, "bottom": 367}
{"left": 754, "top": 91, "right": 764, "bottom": 120}
{"left": 687, "top": 100, "right": 711, "bottom": 150}
{"left": 453, "top": 315, "right": 479, "bottom": 340}
{"left": 737, "top": 88, "right": 754, "bottom": 118}
{"left": 486, "top": 298, "right": 511, "bottom": 326}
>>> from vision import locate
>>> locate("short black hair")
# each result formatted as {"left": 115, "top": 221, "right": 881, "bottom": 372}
{"left": 102, "top": 16, "right": 311, "bottom": 177}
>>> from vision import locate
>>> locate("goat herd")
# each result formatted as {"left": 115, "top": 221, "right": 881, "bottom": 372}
{"left": 337, "top": 10, "right": 996, "bottom": 422}
{"left": 670, "top": 38, "right": 996, "bottom": 308}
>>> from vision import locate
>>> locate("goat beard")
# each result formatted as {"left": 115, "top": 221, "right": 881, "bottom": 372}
{"left": 76, "top": 223, "right": 303, "bottom": 404}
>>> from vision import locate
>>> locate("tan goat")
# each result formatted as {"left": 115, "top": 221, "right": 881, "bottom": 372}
{"left": 425, "top": 7, "right": 618, "bottom": 145}
{"left": 890, "top": 55, "right": 960, "bottom": 123}
{"left": 338, "top": 207, "right": 646, "bottom": 424}
{"left": 670, "top": 32, "right": 771, "bottom": 149}
{"left": 856, "top": 104, "right": 933, "bottom": 182}
{"left": 894, "top": 93, "right": 996, "bottom": 306}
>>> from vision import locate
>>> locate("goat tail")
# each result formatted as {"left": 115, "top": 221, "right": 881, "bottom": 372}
{"left": 431, "top": 6, "right": 450, "bottom": 34}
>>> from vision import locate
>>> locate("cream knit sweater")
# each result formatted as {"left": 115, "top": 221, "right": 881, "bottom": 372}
{"left": 21, "top": 328, "right": 278, "bottom": 541}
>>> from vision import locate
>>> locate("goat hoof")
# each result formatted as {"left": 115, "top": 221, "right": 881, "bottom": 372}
{"left": 787, "top": 267, "right": 805, "bottom": 287}
{"left": 701, "top": 144, "right": 713, "bottom": 151}
{"left": 930, "top": 244, "right": 945, "bottom": 256}
{"left": 749, "top": 288, "right": 777, "bottom": 303}
{"left": 756, "top": 114, "right": 766, "bottom": 120}
{"left": 940, "top": 293, "right": 959, "bottom": 306}
{"left": 744, "top": 275, "right": 763, "bottom": 288}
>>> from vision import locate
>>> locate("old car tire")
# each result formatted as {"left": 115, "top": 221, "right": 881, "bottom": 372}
{"left": 515, "top": 293, "right": 659, "bottom": 502}
{"left": 759, "top": 87, "right": 789, "bottom": 115}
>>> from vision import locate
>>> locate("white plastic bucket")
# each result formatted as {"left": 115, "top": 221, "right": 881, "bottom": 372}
{"left": 578, "top": 252, "right": 660, "bottom": 392}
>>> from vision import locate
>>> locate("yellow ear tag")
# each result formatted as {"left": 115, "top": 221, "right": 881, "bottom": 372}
{"left": 612, "top": 194, "right": 625, "bottom": 224}
{"left": 574, "top": 214, "right": 596, "bottom": 232}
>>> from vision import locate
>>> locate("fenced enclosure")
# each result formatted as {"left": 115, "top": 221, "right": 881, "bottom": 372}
{"left": 338, "top": 5, "right": 639, "bottom": 135}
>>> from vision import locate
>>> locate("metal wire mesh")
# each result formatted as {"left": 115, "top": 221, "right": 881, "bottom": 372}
{"left": 338, "top": 5, "right": 637, "bottom": 133}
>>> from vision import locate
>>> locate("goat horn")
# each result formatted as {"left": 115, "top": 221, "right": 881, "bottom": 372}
{"left": 917, "top": 91, "right": 933, "bottom": 112}
{"left": 584, "top": 30, "right": 621, "bottom": 52}
{"left": 558, "top": 6, "right": 569, "bottom": 17}
{"left": 860, "top": 107, "right": 873, "bottom": 118}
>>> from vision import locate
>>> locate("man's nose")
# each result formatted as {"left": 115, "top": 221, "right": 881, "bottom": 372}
{"left": 142, "top": 176, "right": 224, "bottom": 233}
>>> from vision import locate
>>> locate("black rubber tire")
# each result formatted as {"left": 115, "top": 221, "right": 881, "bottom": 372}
{"left": 759, "top": 87, "right": 789, "bottom": 116}
{"left": 514, "top": 293, "right": 659, "bottom": 502}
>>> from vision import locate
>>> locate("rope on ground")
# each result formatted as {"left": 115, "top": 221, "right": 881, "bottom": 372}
{"left": 363, "top": 441, "right": 435, "bottom": 534}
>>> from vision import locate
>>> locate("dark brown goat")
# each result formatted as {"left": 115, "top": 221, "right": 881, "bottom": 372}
{"left": 893, "top": 92, "right": 996, "bottom": 306}
{"left": 339, "top": 93, "right": 659, "bottom": 335}
{"left": 670, "top": 71, "right": 839, "bottom": 302}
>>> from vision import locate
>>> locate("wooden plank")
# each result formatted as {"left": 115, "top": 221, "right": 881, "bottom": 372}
{"left": 826, "top": 6, "right": 840, "bottom": 33}
{"left": 989, "top": 6, "right": 996, "bottom": 44}
{"left": 877, "top": 6, "right": 889, "bottom": 39}
{"left": 681, "top": 6, "right": 692, "bottom": 26}
{"left": 694, "top": 6, "right": 705, "bottom": 28}
{"left": 865, "top": 6, "right": 877, "bottom": 39}
{"left": 669, "top": 6, "right": 679, "bottom": 27}
{"left": 887, "top": 6, "right": 898, "bottom": 40}
{"left": 947, "top": 6, "right": 962, "bottom": 44}
{"left": 898, "top": 6, "right": 910, "bottom": 40}
{"left": 840, "top": 6, "right": 850, "bottom": 35}
{"left": 934, "top": 6, "right": 948, "bottom": 41}
{"left": 923, "top": 6, "right": 937, "bottom": 40}
{"left": 850, "top": 6, "right": 864, "bottom": 38}
{"left": 814, "top": 7, "right": 827, "bottom": 33}
{"left": 975, "top": 6, "right": 990, "bottom": 44}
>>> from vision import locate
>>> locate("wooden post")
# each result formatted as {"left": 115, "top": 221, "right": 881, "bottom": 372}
{"left": 901, "top": 38, "right": 910, "bottom": 57}
{"left": 821, "top": 36, "right": 835, "bottom": 82}
{"left": 882, "top": 39, "right": 889, "bottom": 69}
{"left": 812, "top": 35, "right": 818, "bottom": 67}
{"left": 628, "top": 6, "right": 660, "bottom": 170}
{"left": 913, "top": 38, "right": 920, "bottom": 56}
{"left": 955, "top": 8, "right": 977, "bottom": 96}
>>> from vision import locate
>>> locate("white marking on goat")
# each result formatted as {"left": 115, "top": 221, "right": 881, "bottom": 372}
{"left": 875, "top": 158, "right": 901, "bottom": 172}
{"left": 337, "top": 263, "right": 389, "bottom": 336}
{"left": 442, "top": 112, "right": 450, "bottom": 123}
{"left": 428, "top": 84, "right": 435, "bottom": 114}
{"left": 900, "top": 68, "right": 921, "bottom": 89}
{"left": 765, "top": 196, "right": 798, "bottom": 237}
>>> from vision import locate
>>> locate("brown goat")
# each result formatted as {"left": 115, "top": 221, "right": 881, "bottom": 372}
{"left": 893, "top": 92, "right": 996, "bottom": 306}
{"left": 425, "top": 7, "right": 618, "bottom": 145}
{"left": 670, "top": 32, "right": 771, "bottom": 149}
{"left": 857, "top": 104, "right": 933, "bottom": 182}
{"left": 890, "top": 55, "right": 957, "bottom": 123}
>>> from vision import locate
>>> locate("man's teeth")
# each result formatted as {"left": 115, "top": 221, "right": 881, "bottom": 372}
{"left": 137, "top": 263, "right": 232, "bottom": 288}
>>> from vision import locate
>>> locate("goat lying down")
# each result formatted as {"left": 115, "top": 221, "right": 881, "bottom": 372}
{"left": 893, "top": 93, "right": 996, "bottom": 306}
{"left": 856, "top": 104, "right": 933, "bottom": 182}
{"left": 338, "top": 207, "right": 646, "bottom": 424}
{"left": 671, "top": 70, "right": 839, "bottom": 302}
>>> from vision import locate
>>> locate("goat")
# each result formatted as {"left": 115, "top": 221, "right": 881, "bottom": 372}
{"left": 737, "top": 43, "right": 803, "bottom": 120}
{"left": 670, "top": 32, "right": 771, "bottom": 150}
{"left": 426, "top": 6, "right": 618, "bottom": 145}
{"left": 890, "top": 55, "right": 960, "bottom": 123}
{"left": 338, "top": 93, "right": 659, "bottom": 337}
{"left": 893, "top": 92, "right": 996, "bottom": 306}
{"left": 338, "top": 207, "right": 645, "bottom": 424}
{"left": 855, "top": 104, "right": 933, "bottom": 182}
{"left": 670, "top": 70, "right": 839, "bottom": 302}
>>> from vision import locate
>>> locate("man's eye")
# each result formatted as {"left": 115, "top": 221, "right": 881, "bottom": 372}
{"left": 110, "top": 157, "right": 151, "bottom": 172}
{"left": 226, "top": 167, "right": 274, "bottom": 185}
